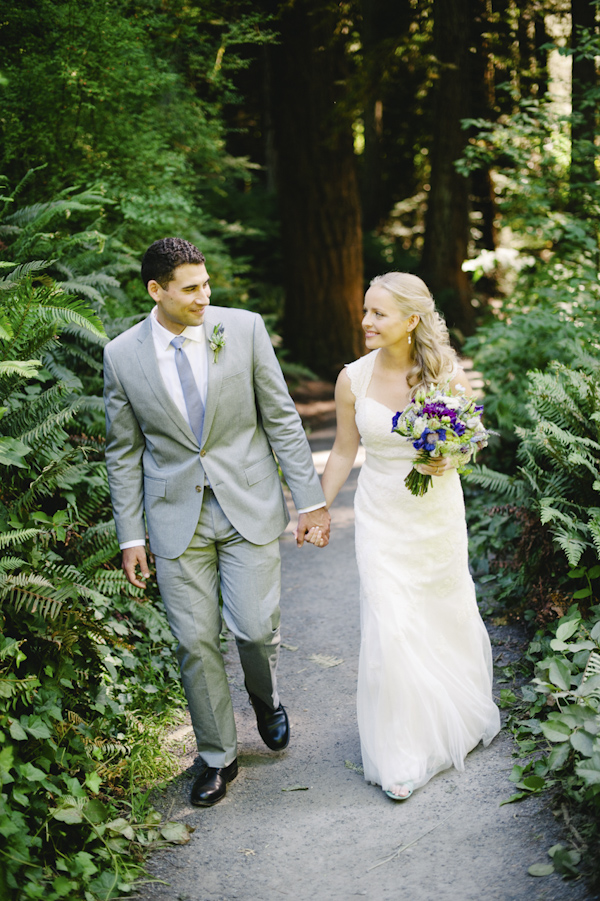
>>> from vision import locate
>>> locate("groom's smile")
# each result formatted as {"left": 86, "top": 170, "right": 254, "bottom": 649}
{"left": 148, "top": 262, "right": 211, "bottom": 334}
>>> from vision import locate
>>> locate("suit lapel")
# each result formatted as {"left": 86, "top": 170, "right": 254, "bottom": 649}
{"left": 135, "top": 315, "right": 198, "bottom": 447}
{"left": 201, "top": 309, "right": 226, "bottom": 443}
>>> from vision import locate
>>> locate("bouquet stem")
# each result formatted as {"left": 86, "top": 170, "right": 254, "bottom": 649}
{"left": 404, "top": 451, "right": 433, "bottom": 497}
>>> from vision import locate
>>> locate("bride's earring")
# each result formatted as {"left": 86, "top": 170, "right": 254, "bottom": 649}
{"left": 408, "top": 333, "right": 412, "bottom": 345}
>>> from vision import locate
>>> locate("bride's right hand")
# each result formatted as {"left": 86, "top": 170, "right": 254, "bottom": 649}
{"left": 305, "top": 526, "right": 325, "bottom": 546}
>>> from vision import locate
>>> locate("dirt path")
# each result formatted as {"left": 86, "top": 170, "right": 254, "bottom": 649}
{"left": 138, "top": 427, "right": 594, "bottom": 901}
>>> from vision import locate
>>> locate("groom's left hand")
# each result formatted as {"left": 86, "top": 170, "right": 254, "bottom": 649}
{"left": 296, "top": 507, "right": 331, "bottom": 548}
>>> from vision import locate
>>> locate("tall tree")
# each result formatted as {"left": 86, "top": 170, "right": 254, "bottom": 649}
{"left": 570, "top": 0, "right": 598, "bottom": 206}
{"left": 420, "top": 0, "right": 475, "bottom": 336}
{"left": 268, "top": 0, "right": 364, "bottom": 376}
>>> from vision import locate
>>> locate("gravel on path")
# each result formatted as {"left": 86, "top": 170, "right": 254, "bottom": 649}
{"left": 137, "top": 428, "right": 595, "bottom": 901}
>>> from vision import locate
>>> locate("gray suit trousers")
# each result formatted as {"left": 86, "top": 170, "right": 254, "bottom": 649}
{"left": 154, "top": 487, "right": 281, "bottom": 768}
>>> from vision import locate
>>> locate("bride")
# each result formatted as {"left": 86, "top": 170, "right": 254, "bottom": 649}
{"left": 308, "top": 272, "right": 500, "bottom": 800}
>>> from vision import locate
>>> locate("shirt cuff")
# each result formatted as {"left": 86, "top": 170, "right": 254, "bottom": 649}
{"left": 120, "top": 539, "right": 146, "bottom": 550}
{"left": 297, "top": 503, "right": 327, "bottom": 515}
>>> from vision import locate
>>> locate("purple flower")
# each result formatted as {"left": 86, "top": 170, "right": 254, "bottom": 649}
{"left": 391, "top": 411, "right": 401, "bottom": 431}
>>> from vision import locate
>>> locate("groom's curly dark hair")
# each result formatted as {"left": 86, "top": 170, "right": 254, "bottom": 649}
{"left": 141, "top": 237, "right": 206, "bottom": 288}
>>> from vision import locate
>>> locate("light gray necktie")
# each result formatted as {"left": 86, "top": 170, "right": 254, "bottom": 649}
{"left": 171, "top": 335, "right": 204, "bottom": 444}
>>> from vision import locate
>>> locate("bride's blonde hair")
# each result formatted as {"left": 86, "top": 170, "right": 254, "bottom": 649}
{"left": 370, "top": 272, "right": 457, "bottom": 396}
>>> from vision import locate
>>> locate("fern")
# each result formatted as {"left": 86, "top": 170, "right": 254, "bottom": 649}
{"left": 0, "top": 359, "right": 41, "bottom": 378}
{"left": 517, "top": 364, "right": 600, "bottom": 569}
{"left": 466, "top": 464, "right": 526, "bottom": 500}
{"left": 0, "top": 528, "right": 43, "bottom": 549}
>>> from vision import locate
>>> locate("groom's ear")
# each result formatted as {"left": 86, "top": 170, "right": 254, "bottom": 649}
{"left": 147, "top": 279, "right": 162, "bottom": 303}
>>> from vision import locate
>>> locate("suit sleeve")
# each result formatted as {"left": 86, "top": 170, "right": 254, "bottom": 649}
{"left": 251, "top": 316, "right": 326, "bottom": 511}
{"left": 103, "top": 345, "right": 147, "bottom": 545}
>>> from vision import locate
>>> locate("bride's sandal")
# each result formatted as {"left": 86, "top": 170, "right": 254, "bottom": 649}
{"left": 385, "top": 781, "right": 414, "bottom": 801}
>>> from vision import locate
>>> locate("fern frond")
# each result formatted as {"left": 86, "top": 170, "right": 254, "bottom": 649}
{"left": 553, "top": 529, "right": 587, "bottom": 566}
{"left": 466, "top": 464, "right": 526, "bottom": 500}
{"left": 0, "top": 260, "right": 49, "bottom": 288}
{"left": 0, "top": 528, "right": 43, "bottom": 549}
{"left": 0, "top": 556, "right": 27, "bottom": 571}
{"left": 586, "top": 509, "right": 600, "bottom": 561}
{"left": 58, "top": 280, "right": 105, "bottom": 304}
{"left": 35, "top": 301, "right": 106, "bottom": 340}
{"left": 18, "top": 397, "right": 85, "bottom": 446}
{"left": 0, "top": 359, "right": 42, "bottom": 379}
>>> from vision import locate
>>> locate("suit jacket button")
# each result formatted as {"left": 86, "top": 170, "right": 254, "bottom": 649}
{"left": 200, "top": 449, "right": 206, "bottom": 457}
{"left": 195, "top": 485, "right": 202, "bottom": 492}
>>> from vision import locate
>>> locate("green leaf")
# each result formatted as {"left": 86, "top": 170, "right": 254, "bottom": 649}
{"left": 52, "top": 876, "right": 77, "bottom": 897}
{"left": 548, "top": 742, "right": 571, "bottom": 770}
{"left": 53, "top": 806, "right": 84, "bottom": 824}
{"left": 85, "top": 772, "right": 102, "bottom": 794}
{"left": 84, "top": 799, "right": 108, "bottom": 824}
{"left": 570, "top": 730, "right": 595, "bottom": 757}
{"left": 572, "top": 588, "right": 591, "bottom": 599}
{"left": 522, "top": 775, "right": 545, "bottom": 790}
{"left": 556, "top": 620, "right": 580, "bottom": 642}
{"left": 160, "top": 822, "right": 194, "bottom": 843}
{"left": 499, "top": 791, "right": 529, "bottom": 805}
{"left": 19, "top": 762, "right": 47, "bottom": 781}
{"left": 509, "top": 764, "right": 524, "bottom": 783}
{"left": 0, "top": 437, "right": 31, "bottom": 467}
{"left": 540, "top": 719, "right": 572, "bottom": 742}
{"left": 576, "top": 759, "right": 600, "bottom": 785}
{"left": 550, "top": 845, "right": 581, "bottom": 876}
{"left": 528, "top": 863, "right": 554, "bottom": 877}
{"left": 9, "top": 720, "right": 28, "bottom": 741}
{"left": 0, "top": 746, "right": 15, "bottom": 784}
{"left": 578, "top": 674, "right": 600, "bottom": 697}
{"left": 72, "top": 851, "right": 98, "bottom": 879}
{"left": 550, "top": 639, "right": 569, "bottom": 652}
{"left": 22, "top": 716, "right": 52, "bottom": 740}
{"left": 591, "top": 621, "right": 600, "bottom": 641}
{"left": 548, "top": 658, "right": 571, "bottom": 691}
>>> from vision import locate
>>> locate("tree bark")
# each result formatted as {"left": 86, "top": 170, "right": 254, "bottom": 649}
{"left": 420, "top": 0, "right": 475, "bottom": 337}
{"left": 570, "top": 0, "right": 598, "bottom": 203}
{"left": 269, "top": 0, "right": 364, "bottom": 377}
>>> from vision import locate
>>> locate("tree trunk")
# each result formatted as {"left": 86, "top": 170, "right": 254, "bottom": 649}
{"left": 421, "top": 0, "right": 475, "bottom": 337}
{"left": 269, "top": 1, "right": 364, "bottom": 377}
{"left": 570, "top": 0, "right": 598, "bottom": 204}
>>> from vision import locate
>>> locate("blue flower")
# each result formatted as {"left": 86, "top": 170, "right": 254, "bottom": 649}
{"left": 391, "top": 411, "right": 401, "bottom": 431}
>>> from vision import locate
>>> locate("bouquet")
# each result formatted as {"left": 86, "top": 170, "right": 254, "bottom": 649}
{"left": 391, "top": 385, "right": 490, "bottom": 496}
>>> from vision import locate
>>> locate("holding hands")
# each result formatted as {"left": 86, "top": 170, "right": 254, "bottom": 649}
{"left": 295, "top": 506, "right": 331, "bottom": 548}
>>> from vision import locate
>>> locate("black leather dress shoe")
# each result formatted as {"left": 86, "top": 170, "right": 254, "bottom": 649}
{"left": 248, "top": 693, "right": 290, "bottom": 751}
{"left": 190, "top": 758, "right": 238, "bottom": 807}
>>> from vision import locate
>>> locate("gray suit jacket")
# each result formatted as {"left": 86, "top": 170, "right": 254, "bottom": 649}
{"left": 103, "top": 306, "right": 325, "bottom": 559}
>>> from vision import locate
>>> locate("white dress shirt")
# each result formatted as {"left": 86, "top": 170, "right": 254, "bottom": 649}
{"left": 119, "top": 307, "right": 322, "bottom": 550}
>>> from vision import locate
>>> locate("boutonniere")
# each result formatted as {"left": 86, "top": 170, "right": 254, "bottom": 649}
{"left": 209, "top": 323, "right": 226, "bottom": 363}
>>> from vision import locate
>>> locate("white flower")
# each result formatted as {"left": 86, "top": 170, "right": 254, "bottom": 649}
{"left": 412, "top": 417, "right": 426, "bottom": 438}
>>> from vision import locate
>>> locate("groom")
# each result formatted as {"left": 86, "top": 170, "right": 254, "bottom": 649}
{"left": 103, "top": 237, "right": 330, "bottom": 806}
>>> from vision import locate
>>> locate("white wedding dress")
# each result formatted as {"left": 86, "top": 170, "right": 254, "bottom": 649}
{"left": 347, "top": 350, "right": 500, "bottom": 793}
